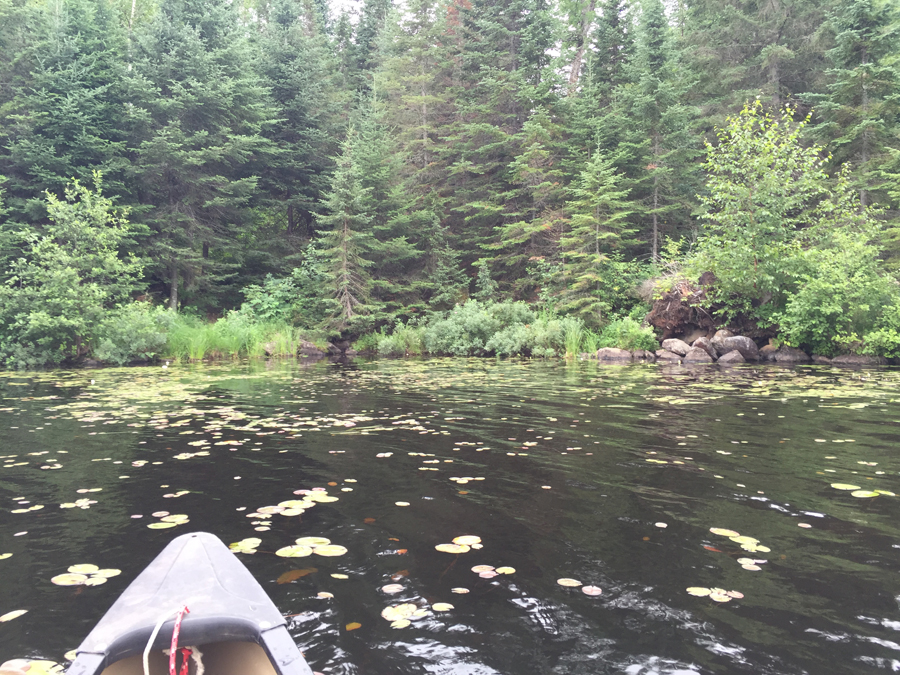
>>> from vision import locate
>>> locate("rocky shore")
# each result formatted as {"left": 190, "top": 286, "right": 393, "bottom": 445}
{"left": 583, "top": 329, "right": 888, "bottom": 366}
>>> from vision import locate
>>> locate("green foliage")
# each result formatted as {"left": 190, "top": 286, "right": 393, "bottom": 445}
{"left": 597, "top": 317, "right": 658, "bottom": 351}
{"left": 94, "top": 303, "right": 170, "bottom": 365}
{"left": 0, "top": 176, "right": 145, "bottom": 367}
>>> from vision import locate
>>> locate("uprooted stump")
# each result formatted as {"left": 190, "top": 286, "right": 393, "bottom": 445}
{"left": 645, "top": 279, "right": 717, "bottom": 341}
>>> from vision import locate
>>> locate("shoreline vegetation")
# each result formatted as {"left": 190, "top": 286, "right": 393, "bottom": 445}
{"left": 2, "top": 0, "right": 900, "bottom": 369}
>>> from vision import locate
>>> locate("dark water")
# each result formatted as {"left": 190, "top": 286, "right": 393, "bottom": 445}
{"left": 1, "top": 358, "right": 900, "bottom": 675}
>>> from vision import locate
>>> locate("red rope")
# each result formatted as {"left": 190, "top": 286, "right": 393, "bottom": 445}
{"left": 168, "top": 606, "right": 190, "bottom": 675}
{"left": 178, "top": 648, "right": 193, "bottom": 675}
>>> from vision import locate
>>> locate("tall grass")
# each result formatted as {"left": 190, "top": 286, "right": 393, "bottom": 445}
{"left": 163, "top": 312, "right": 317, "bottom": 361}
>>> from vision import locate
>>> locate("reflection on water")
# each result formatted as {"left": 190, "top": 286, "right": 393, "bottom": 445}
{"left": 1, "top": 359, "right": 900, "bottom": 674}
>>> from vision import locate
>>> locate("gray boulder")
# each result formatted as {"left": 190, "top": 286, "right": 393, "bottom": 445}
{"left": 632, "top": 349, "right": 656, "bottom": 360}
{"left": 710, "top": 329, "right": 734, "bottom": 354}
{"left": 684, "top": 346, "right": 714, "bottom": 363}
{"left": 759, "top": 344, "right": 779, "bottom": 361}
{"left": 655, "top": 349, "right": 682, "bottom": 361}
{"left": 717, "top": 349, "right": 745, "bottom": 364}
{"left": 661, "top": 338, "right": 691, "bottom": 356}
{"left": 682, "top": 328, "right": 708, "bottom": 345}
{"left": 720, "top": 335, "right": 759, "bottom": 360}
{"left": 831, "top": 354, "right": 887, "bottom": 366}
{"left": 596, "top": 347, "right": 633, "bottom": 360}
{"left": 299, "top": 340, "right": 325, "bottom": 355}
{"left": 692, "top": 336, "right": 717, "bottom": 359}
{"left": 811, "top": 354, "right": 832, "bottom": 364}
{"left": 774, "top": 346, "right": 810, "bottom": 363}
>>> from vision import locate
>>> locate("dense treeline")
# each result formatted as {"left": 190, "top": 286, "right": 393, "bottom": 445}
{"left": 0, "top": 0, "right": 899, "bottom": 366}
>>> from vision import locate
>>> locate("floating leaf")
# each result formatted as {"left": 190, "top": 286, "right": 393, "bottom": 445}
{"left": 728, "top": 536, "right": 759, "bottom": 545}
{"left": 390, "top": 619, "right": 410, "bottom": 629}
{"left": 741, "top": 564, "right": 762, "bottom": 571}
{"left": 67, "top": 564, "right": 98, "bottom": 574}
{"left": 709, "top": 528, "right": 740, "bottom": 537}
{"left": 314, "top": 545, "right": 348, "bottom": 557}
{"left": 93, "top": 569, "right": 121, "bottom": 578}
{"left": 0, "top": 610, "right": 27, "bottom": 622}
{"left": 276, "top": 545, "right": 313, "bottom": 558}
{"left": 452, "top": 536, "right": 481, "bottom": 546}
{"left": 277, "top": 569, "right": 316, "bottom": 584}
{"left": 229, "top": 538, "right": 262, "bottom": 554}
{"left": 345, "top": 622, "right": 361, "bottom": 631}
{"left": 82, "top": 577, "right": 107, "bottom": 586}
{"left": 147, "top": 522, "right": 177, "bottom": 529}
{"left": 435, "top": 543, "right": 470, "bottom": 554}
{"left": 557, "top": 578, "right": 582, "bottom": 587}
{"left": 395, "top": 502, "right": 410, "bottom": 507}
{"left": 451, "top": 588, "right": 469, "bottom": 594}
{"left": 317, "top": 592, "right": 333, "bottom": 599}
{"left": 582, "top": 586, "right": 602, "bottom": 596}
{"left": 381, "top": 584, "right": 404, "bottom": 594}
{"left": 471, "top": 565, "right": 494, "bottom": 573}
{"left": 495, "top": 566, "right": 515, "bottom": 574}
{"left": 0, "top": 554, "right": 10, "bottom": 561}
{"left": 830, "top": 483, "right": 861, "bottom": 491}
{"left": 51, "top": 573, "right": 88, "bottom": 586}
{"left": 330, "top": 573, "right": 349, "bottom": 579}
{"left": 160, "top": 514, "right": 189, "bottom": 523}
{"left": 295, "top": 537, "right": 330, "bottom": 547}
{"left": 850, "top": 490, "right": 879, "bottom": 498}
{"left": 686, "top": 587, "right": 711, "bottom": 597}
{"left": 432, "top": 603, "right": 454, "bottom": 611}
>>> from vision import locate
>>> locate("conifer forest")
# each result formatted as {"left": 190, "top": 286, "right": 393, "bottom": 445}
{"left": 1, "top": 0, "right": 900, "bottom": 366}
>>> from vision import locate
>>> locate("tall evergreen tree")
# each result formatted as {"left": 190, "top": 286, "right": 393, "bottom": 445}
{"left": 0, "top": 0, "right": 130, "bottom": 223}
{"left": 805, "top": 0, "right": 900, "bottom": 208}
{"left": 557, "top": 149, "right": 633, "bottom": 323}
{"left": 125, "top": 0, "right": 278, "bottom": 309}
{"left": 316, "top": 132, "right": 376, "bottom": 334}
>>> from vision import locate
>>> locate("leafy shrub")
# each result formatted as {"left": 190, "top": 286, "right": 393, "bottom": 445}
{"left": 94, "top": 303, "right": 169, "bottom": 365}
{"left": 484, "top": 324, "right": 535, "bottom": 356}
{"left": 424, "top": 300, "right": 502, "bottom": 356}
{"left": 598, "top": 317, "right": 658, "bottom": 351}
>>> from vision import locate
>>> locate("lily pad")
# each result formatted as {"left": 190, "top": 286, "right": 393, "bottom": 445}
{"left": 432, "top": 603, "right": 454, "bottom": 611}
{"left": 451, "top": 588, "right": 469, "bottom": 594}
{"left": 435, "top": 543, "right": 470, "bottom": 554}
{"left": 850, "top": 490, "right": 879, "bottom": 498}
{"left": 830, "top": 483, "right": 861, "bottom": 491}
{"left": 67, "top": 564, "right": 99, "bottom": 574}
{"left": 557, "top": 578, "right": 582, "bottom": 587}
{"left": 495, "top": 566, "right": 515, "bottom": 574}
{"left": 51, "top": 573, "right": 88, "bottom": 586}
{"left": 452, "top": 535, "right": 481, "bottom": 546}
{"left": 295, "top": 537, "right": 330, "bottom": 547}
{"left": 82, "top": 577, "right": 107, "bottom": 586}
{"left": 390, "top": 619, "right": 411, "bottom": 629}
{"left": 92, "top": 569, "right": 121, "bottom": 578}
{"left": 275, "top": 545, "right": 313, "bottom": 558}
{"left": 709, "top": 528, "right": 740, "bottom": 537}
{"left": 313, "top": 545, "right": 348, "bottom": 557}
{"left": 0, "top": 554, "right": 11, "bottom": 560}
{"left": 381, "top": 584, "right": 404, "bottom": 594}
{"left": 147, "top": 522, "right": 177, "bottom": 529}
{"left": 471, "top": 565, "right": 494, "bottom": 573}
{"left": 686, "top": 587, "right": 711, "bottom": 597}
{"left": 0, "top": 609, "right": 27, "bottom": 622}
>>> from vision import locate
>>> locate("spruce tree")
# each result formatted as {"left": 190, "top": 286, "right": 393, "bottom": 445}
{"left": 317, "top": 133, "right": 376, "bottom": 334}
{"left": 557, "top": 149, "right": 633, "bottom": 324}
{"left": 126, "top": 0, "right": 278, "bottom": 310}
{"left": 805, "top": 0, "right": 900, "bottom": 208}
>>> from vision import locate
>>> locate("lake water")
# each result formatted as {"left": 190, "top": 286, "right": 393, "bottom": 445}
{"left": 1, "top": 358, "right": 899, "bottom": 675}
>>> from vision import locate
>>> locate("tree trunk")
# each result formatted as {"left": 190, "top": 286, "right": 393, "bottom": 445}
{"left": 568, "top": 0, "right": 597, "bottom": 94}
{"left": 169, "top": 262, "right": 179, "bottom": 310}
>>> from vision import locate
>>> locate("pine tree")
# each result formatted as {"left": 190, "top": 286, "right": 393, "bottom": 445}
{"left": 252, "top": 0, "right": 345, "bottom": 245}
{"left": 607, "top": 0, "right": 697, "bottom": 262}
{"left": 126, "top": 0, "right": 278, "bottom": 310}
{"left": 557, "top": 149, "right": 633, "bottom": 323}
{"left": 484, "top": 107, "right": 568, "bottom": 297}
{"left": 0, "top": 0, "right": 131, "bottom": 222}
{"left": 805, "top": 0, "right": 900, "bottom": 208}
{"left": 316, "top": 133, "right": 376, "bottom": 334}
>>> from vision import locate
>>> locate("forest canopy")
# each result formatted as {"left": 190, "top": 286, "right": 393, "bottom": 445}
{"left": 0, "top": 0, "right": 899, "bottom": 365}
